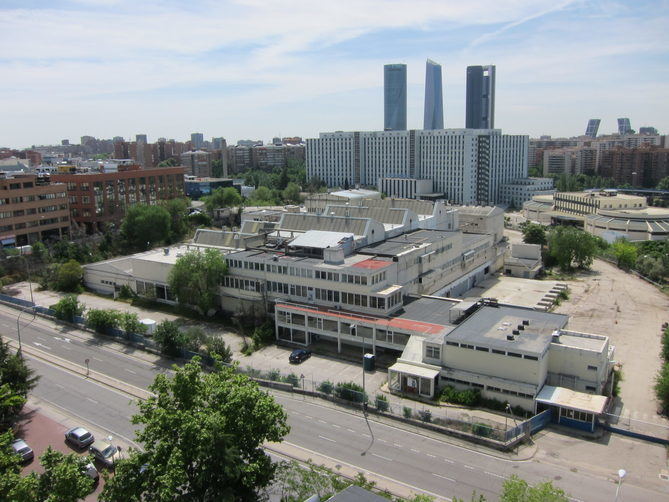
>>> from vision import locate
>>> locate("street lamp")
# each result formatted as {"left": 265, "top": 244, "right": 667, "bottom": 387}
{"left": 350, "top": 325, "right": 365, "bottom": 408}
{"left": 614, "top": 468, "right": 626, "bottom": 501}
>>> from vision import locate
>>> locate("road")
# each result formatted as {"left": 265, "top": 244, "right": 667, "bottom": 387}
{"left": 3, "top": 305, "right": 667, "bottom": 501}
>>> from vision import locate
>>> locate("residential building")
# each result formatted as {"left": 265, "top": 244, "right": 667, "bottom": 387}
{"left": 499, "top": 178, "right": 554, "bottom": 208}
{"left": 639, "top": 127, "right": 659, "bottom": 135}
{"left": 378, "top": 178, "right": 438, "bottom": 199}
{"left": 423, "top": 59, "right": 444, "bottom": 130}
{"left": 0, "top": 172, "right": 70, "bottom": 246}
{"left": 599, "top": 147, "right": 669, "bottom": 187}
{"left": 384, "top": 64, "right": 407, "bottom": 131}
{"left": 52, "top": 166, "right": 184, "bottom": 233}
{"left": 211, "top": 137, "right": 226, "bottom": 150}
{"left": 585, "top": 119, "right": 600, "bottom": 138}
{"left": 180, "top": 150, "right": 212, "bottom": 178}
{"left": 184, "top": 177, "right": 234, "bottom": 199}
{"left": 465, "top": 65, "right": 495, "bottom": 129}
{"left": 617, "top": 118, "right": 632, "bottom": 136}
{"left": 190, "top": 133, "right": 204, "bottom": 150}
{"left": 252, "top": 145, "right": 286, "bottom": 170}
{"left": 306, "top": 129, "right": 528, "bottom": 205}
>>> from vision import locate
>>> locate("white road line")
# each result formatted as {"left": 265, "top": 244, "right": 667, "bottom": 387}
{"left": 464, "top": 465, "right": 475, "bottom": 470}
{"left": 86, "top": 398, "right": 99, "bottom": 404}
{"left": 318, "top": 435, "right": 336, "bottom": 443}
{"left": 371, "top": 453, "right": 393, "bottom": 461}
{"left": 410, "top": 448, "right": 420, "bottom": 453}
{"left": 124, "top": 368, "right": 137, "bottom": 375}
{"left": 443, "top": 458, "right": 454, "bottom": 464}
{"left": 93, "top": 357, "right": 103, "bottom": 362}
{"left": 304, "top": 415, "right": 313, "bottom": 419}
{"left": 33, "top": 342, "right": 51, "bottom": 350}
{"left": 432, "top": 473, "right": 455, "bottom": 482}
{"left": 55, "top": 384, "right": 64, "bottom": 389}
{"left": 361, "top": 433, "right": 371, "bottom": 438}
{"left": 347, "top": 428, "right": 355, "bottom": 433}
{"left": 318, "top": 419, "right": 327, "bottom": 424}
{"left": 378, "top": 438, "right": 387, "bottom": 443}
{"left": 426, "top": 453, "right": 436, "bottom": 458}
{"left": 485, "top": 471, "right": 504, "bottom": 479}
{"left": 332, "top": 424, "right": 341, "bottom": 429}
{"left": 36, "top": 336, "right": 47, "bottom": 341}
{"left": 393, "top": 443, "right": 402, "bottom": 448}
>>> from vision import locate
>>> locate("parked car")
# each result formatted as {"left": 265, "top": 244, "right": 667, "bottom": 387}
{"left": 65, "top": 427, "right": 95, "bottom": 449}
{"left": 89, "top": 441, "right": 121, "bottom": 468}
{"left": 11, "top": 439, "right": 34, "bottom": 462}
{"left": 289, "top": 349, "right": 311, "bottom": 364}
{"left": 82, "top": 462, "right": 99, "bottom": 483}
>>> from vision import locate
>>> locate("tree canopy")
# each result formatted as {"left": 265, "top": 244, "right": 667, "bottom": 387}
{"left": 202, "top": 187, "right": 242, "bottom": 213}
{"left": 546, "top": 226, "right": 599, "bottom": 271}
{"left": 120, "top": 205, "right": 172, "bottom": 251}
{"left": 282, "top": 182, "right": 302, "bottom": 204}
{"left": 499, "top": 474, "right": 568, "bottom": 501}
{"left": 0, "top": 338, "right": 38, "bottom": 427}
{"left": 657, "top": 176, "right": 669, "bottom": 191}
{"left": 53, "top": 260, "right": 83, "bottom": 292}
{"left": 100, "top": 357, "right": 289, "bottom": 502}
{"left": 161, "top": 198, "right": 190, "bottom": 243}
{"left": 610, "top": 239, "right": 637, "bottom": 270}
{"left": 167, "top": 248, "right": 228, "bottom": 314}
{"left": 520, "top": 222, "right": 547, "bottom": 246}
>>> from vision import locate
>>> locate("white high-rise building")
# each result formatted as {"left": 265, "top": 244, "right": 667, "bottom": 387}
{"left": 307, "top": 129, "right": 528, "bottom": 205}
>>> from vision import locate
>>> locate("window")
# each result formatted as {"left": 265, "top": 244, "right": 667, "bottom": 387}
{"left": 585, "top": 386, "right": 596, "bottom": 392}
{"left": 587, "top": 365, "right": 597, "bottom": 371}
{"left": 425, "top": 345, "right": 440, "bottom": 359}
{"left": 475, "top": 346, "right": 489, "bottom": 352}
{"left": 507, "top": 352, "right": 522, "bottom": 358}
{"left": 524, "top": 355, "right": 538, "bottom": 361}
{"left": 492, "top": 349, "right": 505, "bottom": 355}
{"left": 446, "top": 341, "right": 459, "bottom": 347}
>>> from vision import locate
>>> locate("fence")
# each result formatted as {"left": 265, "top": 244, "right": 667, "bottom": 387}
{"left": 602, "top": 412, "right": 669, "bottom": 444}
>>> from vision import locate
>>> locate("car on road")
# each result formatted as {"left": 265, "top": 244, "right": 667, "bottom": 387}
{"left": 83, "top": 462, "right": 99, "bottom": 483}
{"left": 11, "top": 439, "right": 34, "bottom": 462}
{"left": 89, "top": 440, "right": 121, "bottom": 468}
{"left": 65, "top": 427, "right": 95, "bottom": 449}
{"left": 289, "top": 349, "right": 311, "bottom": 364}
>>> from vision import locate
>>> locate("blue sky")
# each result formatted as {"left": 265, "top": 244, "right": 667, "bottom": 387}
{"left": 1, "top": 0, "right": 668, "bottom": 148}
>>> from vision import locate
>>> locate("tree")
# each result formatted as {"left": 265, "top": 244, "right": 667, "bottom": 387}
{"left": 53, "top": 260, "right": 83, "bottom": 292}
{"left": 99, "top": 357, "right": 289, "bottom": 502}
{"left": 500, "top": 475, "right": 568, "bottom": 501}
{"left": 161, "top": 198, "right": 190, "bottom": 243}
{"left": 168, "top": 248, "right": 228, "bottom": 315}
{"left": 657, "top": 176, "right": 669, "bottom": 191}
{"left": 85, "top": 309, "right": 121, "bottom": 334}
{"left": 120, "top": 205, "right": 171, "bottom": 251}
{"left": 51, "top": 295, "right": 85, "bottom": 322}
{"left": 0, "top": 337, "right": 38, "bottom": 426}
{"left": 203, "top": 187, "right": 242, "bottom": 213}
{"left": 655, "top": 363, "right": 669, "bottom": 414}
{"left": 635, "top": 255, "right": 665, "bottom": 281}
{"left": 0, "top": 383, "right": 25, "bottom": 428}
{"left": 211, "top": 159, "right": 224, "bottom": 178}
{"left": 152, "top": 320, "right": 189, "bottom": 357}
{"left": 520, "top": 223, "right": 547, "bottom": 246}
{"left": 247, "top": 186, "right": 275, "bottom": 206}
{"left": 119, "top": 312, "right": 147, "bottom": 336}
{"left": 282, "top": 182, "right": 302, "bottom": 204}
{"left": 278, "top": 164, "right": 289, "bottom": 190}
{"left": 205, "top": 337, "right": 233, "bottom": 364}
{"left": 31, "top": 242, "right": 50, "bottom": 264}
{"left": 547, "top": 226, "right": 598, "bottom": 271}
{"left": 611, "top": 239, "right": 637, "bottom": 270}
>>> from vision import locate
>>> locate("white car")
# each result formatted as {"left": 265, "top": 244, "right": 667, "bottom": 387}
{"left": 89, "top": 440, "right": 121, "bottom": 468}
{"left": 11, "top": 439, "right": 34, "bottom": 462}
{"left": 83, "top": 462, "right": 99, "bottom": 482}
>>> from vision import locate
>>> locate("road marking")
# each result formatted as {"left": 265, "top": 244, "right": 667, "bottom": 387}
{"left": 304, "top": 415, "right": 312, "bottom": 419}
{"left": 332, "top": 424, "right": 341, "bottom": 429}
{"left": 318, "top": 419, "right": 327, "bottom": 424}
{"left": 432, "top": 473, "right": 455, "bottom": 482}
{"left": 443, "top": 458, "right": 454, "bottom": 464}
{"left": 464, "top": 465, "right": 475, "bottom": 470}
{"left": 371, "top": 453, "right": 392, "bottom": 461}
{"left": 86, "top": 398, "right": 99, "bottom": 404}
{"left": 55, "top": 384, "right": 64, "bottom": 389}
{"left": 124, "top": 368, "right": 137, "bottom": 375}
{"left": 393, "top": 443, "right": 402, "bottom": 448}
{"left": 347, "top": 428, "right": 355, "bottom": 433}
{"left": 37, "top": 336, "right": 47, "bottom": 341}
{"left": 361, "top": 433, "right": 370, "bottom": 438}
{"left": 318, "top": 435, "right": 336, "bottom": 443}
{"left": 410, "top": 448, "right": 420, "bottom": 453}
{"left": 377, "top": 438, "right": 387, "bottom": 443}
{"left": 93, "top": 357, "right": 103, "bottom": 362}
{"left": 426, "top": 453, "right": 436, "bottom": 458}
{"left": 485, "top": 471, "right": 504, "bottom": 479}
{"left": 33, "top": 342, "right": 51, "bottom": 350}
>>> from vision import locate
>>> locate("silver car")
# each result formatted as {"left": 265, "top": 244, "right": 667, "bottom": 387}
{"left": 11, "top": 439, "right": 34, "bottom": 462}
{"left": 65, "top": 427, "right": 95, "bottom": 449}
{"left": 83, "top": 462, "right": 99, "bottom": 482}
{"left": 89, "top": 440, "right": 121, "bottom": 468}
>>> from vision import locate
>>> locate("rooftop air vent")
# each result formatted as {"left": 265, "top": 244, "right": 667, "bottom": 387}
{"left": 512, "top": 329, "right": 520, "bottom": 335}
{"left": 517, "top": 324, "right": 525, "bottom": 331}
{"left": 506, "top": 335, "right": 515, "bottom": 341}
{"left": 523, "top": 319, "right": 530, "bottom": 326}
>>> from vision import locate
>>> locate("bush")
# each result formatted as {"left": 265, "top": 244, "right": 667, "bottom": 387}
{"left": 655, "top": 363, "right": 669, "bottom": 415}
{"left": 184, "top": 327, "right": 209, "bottom": 352}
{"left": 267, "top": 369, "right": 281, "bottom": 382}
{"left": 251, "top": 321, "right": 274, "bottom": 350}
{"left": 418, "top": 410, "right": 432, "bottom": 423}
{"left": 439, "top": 385, "right": 481, "bottom": 407}
{"left": 284, "top": 373, "right": 299, "bottom": 387}
{"left": 119, "top": 312, "right": 147, "bottom": 336}
{"left": 472, "top": 423, "right": 492, "bottom": 437}
{"left": 317, "top": 380, "right": 334, "bottom": 395}
{"left": 375, "top": 394, "right": 389, "bottom": 412}
{"left": 118, "top": 284, "right": 135, "bottom": 299}
{"left": 52, "top": 260, "right": 83, "bottom": 292}
{"left": 334, "top": 382, "right": 367, "bottom": 403}
{"left": 205, "top": 337, "right": 232, "bottom": 363}
{"left": 612, "top": 367, "right": 624, "bottom": 397}
{"left": 403, "top": 406, "right": 413, "bottom": 419}
{"left": 153, "top": 320, "right": 189, "bottom": 357}
{"left": 51, "top": 295, "right": 84, "bottom": 322}
{"left": 86, "top": 309, "right": 121, "bottom": 334}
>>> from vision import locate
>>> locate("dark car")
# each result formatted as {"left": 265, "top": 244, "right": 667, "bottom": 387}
{"left": 11, "top": 439, "right": 34, "bottom": 463}
{"left": 289, "top": 349, "right": 311, "bottom": 364}
{"left": 65, "top": 427, "right": 95, "bottom": 449}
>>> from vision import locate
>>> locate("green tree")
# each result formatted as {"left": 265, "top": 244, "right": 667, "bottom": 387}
{"left": 156, "top": 158, "right": 178, "bottom": 167}
{"left": 547, "top": 226, "right": 598, "bottom": 271}
{"left": 635, "top": 254, "right": 666, "bottom": 281}
{"left": 51, "top": 295, "right": 85, "bottom": 322}
{"left": 500, "top": 475, "right": 568, "bottom": 501}
{"left": 205, "top": 337, "right": 233, "bottom": 364}
{"left": 0, "top": 383, "right": 25, "bottom": 428}
{"left": 85, "top": 309, "right": 121, "bottom": 334}
{"left": 211, "top": 159, "right": 224, "bottom": 178}
{"left": 120, "top": 205, "right": 171, "bottom": 251}
{"left": 247, "top": 186, "right": 275, "bottom": 206}
{"left": 203, "top": 187, "right": 242, "bottom": 213}
{"left": 0, "top": 337, "right": 38, "bottom": 426}
{"left": 611, "top": 239, "right": 637, "bottom": 270}
{"left": 99, "top": 357, "right": 289, "bottom": 502}
{"left": 161, "top": 198, "right": 190, "bottom": 243}
{"left": 53, "top": 260, "right": 83, "bottom": 292}
{"left": 520, "top": 223, "right": 547, "bottom": 246}
{"left": 31, "top": 242, "right": 50, "bottom": 263}
{"left": 152, "top": 320, "right": 189, "bottom": 357}
{"left": 119, "top": 312, "right": 147, "bottom": 336}
{"left": 167, "top": 248, "right": 228, "bottom": 315}
{"left": 278, "top": 164, "right": 289, "bottom": 190}
{"left": 657, "top": 176, "right": 669, "bottom": 191}
{"left": 282, "top": 182, "right": 302, "bottom": 204}
{"left": 655, "top": 362, "right": 669, "bottom": 414}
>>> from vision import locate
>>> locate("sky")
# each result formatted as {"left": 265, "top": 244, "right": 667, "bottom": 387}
{"left": 1, "top": 0, "right": 668, "bottom": 149}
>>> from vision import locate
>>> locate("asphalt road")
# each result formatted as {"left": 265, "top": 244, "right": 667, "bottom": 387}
{"left": 3, "top": 306, "right": 666, "bottom": 501}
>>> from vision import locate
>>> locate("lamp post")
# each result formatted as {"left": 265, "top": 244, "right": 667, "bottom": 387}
{"left": 14, "top": 255, "right": 35, "bottom": 357}
{"left": 614, "top": 469, "right": 626, "bottom": 501}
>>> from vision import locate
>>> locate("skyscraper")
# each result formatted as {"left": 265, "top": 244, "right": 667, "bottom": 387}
{"left": 423, "top": 59, "right": 444, "bottom": 130}
{"left": 384, "top": 64, "right": 407, "bottom": 131}
{"left": 465, "top": 65, "right": 495, "bottom": 129}
{"left": 585, "top": 119, "right": 601, "bottom": 138}
{"left": 617, "top": 118, "right": 632, "bottom": 136}
{"left": 191, "top": 133, "right": 204, "bottom": 150}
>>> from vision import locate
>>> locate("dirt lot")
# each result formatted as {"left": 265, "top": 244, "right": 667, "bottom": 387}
{"left": 555, "top": 259, "right": 669, "bottom": 424}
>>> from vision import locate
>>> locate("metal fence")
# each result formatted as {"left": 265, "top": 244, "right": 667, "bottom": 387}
{"left": 602, "top": 412, "right": 669, "bottom": 443}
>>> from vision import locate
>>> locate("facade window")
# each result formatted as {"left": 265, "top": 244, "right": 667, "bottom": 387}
{"left": 587, "top": 365, "right": 597, "bottom": 371}
{"left": 507, "top": 352, "right": 522, "bottom": 358}
{"left": 425, "top": 345, "right": 440, "bottom": 359}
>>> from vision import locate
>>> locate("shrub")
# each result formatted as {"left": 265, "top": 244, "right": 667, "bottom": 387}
{"left": 403, "top": 406, "right": 413, "bottom": 419}
{"left": 418, "top": 410, "right": 432, "bottom": 423}
{"left": 334, "top": 382, "right": 367, "bottom": 403}
{"left": 86, "top": 309, "right": 121, "bottom": 334}
{"left": 251, "top": 320, "right": 274, "bottom": 350}
{"left": 184, "top": 326, "right": 209, "bottom": 352}
{"left": 53, "top": 259, "right": 83, "bottom": 292}
{"left": 205, "top": 337, "right": 232, "bottom": 364}
{"left": 51, "top": 295, "right": 84, "bottom": 322}
{"left": 472, "top": 423, "right": 492, "bottom": 437}
{"left": 439, "top": 385, "right": 481, "bottom": 407}
{"left": 317, "top": 380, "right": 334, "bottom": 395}
{"left": 153, "top": 320, "right": 189, "bottom": 357}
{"left": 284, "top": 373, "right": 299, "bottom": 387}
{"left": 267, "top": 369, "right": 281, "bottom": 382}
{"left": 118, "top": 284, "right": 135, "bottom": 299}
{"left": 119, "top": 312, "right": 147, "bottom": 336}
{"left": 375, "top": 394, "right": 389, "bottom": 412}
{"left": 612, "top": 367, "right": 624, "bottom": 397}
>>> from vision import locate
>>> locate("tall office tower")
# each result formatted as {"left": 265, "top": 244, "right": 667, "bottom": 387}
{"left": 191, "top": 133, "right": 204, "bottom": 150}
{"left": 423, "top": 59, "right": 444, "bottom": 130}
{"left": 639, "top": 126, "right": 659, "bottom": 135}
{"left": 211, "top": 137, "right": 226, "bottom": 150}
{"left": 384, "top": 64, "right": 407, "bottom": 131}
{"left": 617, "top": 118, "right": 632, "bottom": 136}
{"left": 465, "top": 65, "right": 495, "bottom": 129}
{"left": 585, "top": 119, "right": 601, "bottom": 138}
{"left": 136, "top": 134, "right": 147, "bottom": 143}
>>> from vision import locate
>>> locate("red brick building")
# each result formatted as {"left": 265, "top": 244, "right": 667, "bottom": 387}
{"left": 0, "top": 173, "right": 70, "bottom": 246}
{"left": 599, "top": 147, "right": 669, "bottom": 188}
{"left": 52, "top": 166, "right": 185, "bottom": 233}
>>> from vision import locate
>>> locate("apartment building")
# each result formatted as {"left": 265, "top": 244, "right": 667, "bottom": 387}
{"left": 306, "top": 129, "right": 528, "bottom": 205}
{"left": 52, "top": 166, "right": 185, "bottom": 233}
{"left": 0, "top": 173, "right": 70, "bottom": 246}
{"left": 599, "top": 147, "right": 669, "bottom": 187}
{"left": 498, "top": 178, "right": 554, "bottom": 208}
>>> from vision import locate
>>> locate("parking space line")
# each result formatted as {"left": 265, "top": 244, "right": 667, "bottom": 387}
{"left": 426, "top": 453, "right": 436, "bottom": 458}
{"left": 125, "top": 368, "right": 136, "bottom": 375}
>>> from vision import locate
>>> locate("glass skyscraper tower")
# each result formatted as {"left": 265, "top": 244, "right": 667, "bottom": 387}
{"left": 384, "top": 64, "right": 407, "bottom": 131}
{"left": 465, "top": 65, "right": 495, "bottom": 129}
{"left": 423, "top": 59, "right": 444, "bottom": 130}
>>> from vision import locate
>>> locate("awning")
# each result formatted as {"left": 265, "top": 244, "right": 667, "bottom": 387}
{"left": 536, "top": 385, "right": 608, "bottom": 415}
{"left": 388, "top": 362, "right": 440, "bottom": 380}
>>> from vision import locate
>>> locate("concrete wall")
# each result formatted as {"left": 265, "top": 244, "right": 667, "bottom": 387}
{"left": 511, "top": 243, "right": 541, "bottom": 260}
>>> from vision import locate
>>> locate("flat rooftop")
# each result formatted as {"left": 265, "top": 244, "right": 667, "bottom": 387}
{"left": 397, "top": 296, "right": 460, "bottom": 326}
{"left": 358, "top": 229, "right": 459, "bottom": 257}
